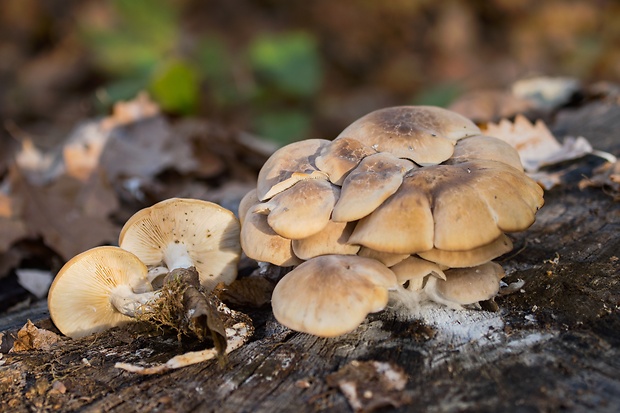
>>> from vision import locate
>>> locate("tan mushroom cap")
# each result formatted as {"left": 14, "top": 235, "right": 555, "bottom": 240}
{"left": 240, "top": 205, "right": 303, "bottom": 267}
{"left": 424, "top": 261, "right": 505, "bottom": 307}
{"left": 256, "top": 139, "right": 330, "bottom": 201}
{"left": 357, "top": 247, "right": 410, "bottom": 267}
{"left": 238, "top": 188, "right": 259, "bottom": 226}
{"left": 48, "top": 246, "right": 150, "bottom": 339}
{"left": 314, "top": 137, "right": 377, "bottom": 185}
{"left": 448, "top": 135, "right": 524, "bottom": 171}
{"left": 390, "top": 256, "right": 447, "bottom": 291}
{"left": 271, "top": 255, "right": 398, "bottom": 337}
{"left": 263, "top": 179, "right": 340, "bottom": 240}
{"left": 332, "top": 152, "right": 416, "bottom": 222}
{"left": 335, "top": 106, "right": 481, "bottom": 166}
{"left": 418, "top": 233, "right": 513, "bottom": 268}
{"left": 119, "top": 198, "right": 241, "bottom": 291}
{"left": 292, "top": 220, "right": 360, "bottom": 260}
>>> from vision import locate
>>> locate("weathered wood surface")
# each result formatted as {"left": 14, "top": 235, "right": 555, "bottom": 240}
{"left": 1, "top": 95, "right": 620, "bottom": 413}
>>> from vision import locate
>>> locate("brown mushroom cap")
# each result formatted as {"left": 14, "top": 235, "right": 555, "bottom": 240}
{"left": 417, "top": 233, "right": 513, "bottom": 268}
{"left": 335, "top": 106, "right": 481, "bottom": 166}
{"left": 448, "top": 135, "right": 524, "bottom": 171}
{"left": 350, "top": 159, "right": 543, "bottom": 253}
{"left": 271, "top": 255, "right": 398, "bottom": 337}
{"left": 256, "top": 139, "right": 330, "bottom": 201}
{"left": 292, "top": 220, "right": 360, "bottom": 260}
{"left": 314, "top": 137, "right": 377, "bottom": 185}
{"left": 48, "top": 246, "right": 151, "bottom": 339}
{"left": 119, "top": 198, "right": 241, "bottom": 291}
{"left": 238, "top": 189, "right": 259, "bottom": 226}
{"left": 240, "top": 205, "right": 303, "bottom": 267}
{"left": 263, "top": 179, "right": 340, "bottom": 240}
{"left": 357, "top": 247, "right": 410, "bottom": 267}
{"left": 332, "top": 152, "right": 416, "bottom": 222}
{"left": 424, "top": 261, "right": 505, "bottom": 307}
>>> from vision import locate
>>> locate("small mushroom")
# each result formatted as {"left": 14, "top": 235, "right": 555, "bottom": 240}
{"left": 390, "top": 255, "right": 447, "bottom": 292}
{"left": 271, "top": 255, "right": 398, "bottom": 337}
{"left": 423, "top": 261, "right": 505, "bottom": 309}
{"left": 417, "top": 233, "right": 513, "bottom": 268}
{"left": 256, "top": 139, "right": 330, "bottom": 201}
{"left": 335, "top": 106, "right": 481, "bottom": 166}
{"left": 261, "top": 179, "right": 340, "bottom": 240}
{"left": 292, "top": 220, "right": 360, "bottom": 260}
{"left": 238, "top": 188, "right": 259, "bottom": 226}
{"left": 314, "top": 137, "right": 377, "bottom": 185}
{"left": 357, "top": 247, "right": 410, "bottom": 267}
{"left": 119, "top": 198, "right": 241, "bottom": 292}
{"left": 240, "top": 204, "right": 303, "bottom": 267}
{"left": 448, "top": 135, "right": 524, "bottom": 171}
{"left": 332, "top": 152, "right": 416, "bottom": 222}
{"left": 48, "top": 246, "right": 157, "bottom": 339}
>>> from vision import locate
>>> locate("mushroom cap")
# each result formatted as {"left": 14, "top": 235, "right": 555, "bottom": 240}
{"left": 390, "top": 255, "right": 447, "bottom": 291}
{"left": 48, "top": 246, "right": 149, "bottom": 339}
{"left": 314, "top": 137, "right": 377, "bottom": 185}
{"left": 417, "top": 233, "right": 513, "bottom": 268}
{"left": 119, "top": 198, "right": 241, "bottom": 291}
{"left": 263, "top": 179, "right": 340, "bottom": 240}
{"left": 238, "top": 188, "right": 259, "bottom": 226}
{"left": 448, "top": 135, "right": 524, "bottom": 171}
{"left": 349, "top": 159, "right": 543, "bottom": 253}
{"left": 424, "top": 261, "right": 505, "bottom": 306}
{"left": 332, "top": 152, "right": 416, "bottom": 222}
{"left": 240, "top": 204, "right": 303, "bottom": 267}
{"left": 357, "top": 247, "right": 410, "bottom": 267}
{"left": 271, "top": 255, "right": 398, "bottom": 337}
{"left": 335, "top": 106, "right": 481, "bottom": 166}
{"left": 256, "top": 139, "right": 330, "bottom": 201}
{"left": 292, "top": 220, "right": 360, "bottom": 260}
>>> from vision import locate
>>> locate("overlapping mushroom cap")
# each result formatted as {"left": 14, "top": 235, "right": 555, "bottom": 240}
{"left": 240, "top": 105, "right": 544, "bottom": 335}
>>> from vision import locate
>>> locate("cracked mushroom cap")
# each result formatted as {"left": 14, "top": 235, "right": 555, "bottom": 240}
{"left": 256, "top": 139, "right": 330, "bottom": 201}
{"left": 424, "top": 261, "right": 505, "bottom": 308}
{"left": 335, "top": 106, "right": 481, "bottom": 166}
{"left": 349, "top": 160, "right": 543, "bottom": 253}
{"left": 332, "top": 152, "right": 416, "bottom": 222}
{"left": 48, "top": 246, "right": 150, "bottom": 339}
{"left": 314, "top": 137, "right": 377, "bottom": 185}
{"left": 119, "top": 198, "right": 241, "bottom": 291}
{"left": 271, "top": 255, "right": 398, "bottom": 337}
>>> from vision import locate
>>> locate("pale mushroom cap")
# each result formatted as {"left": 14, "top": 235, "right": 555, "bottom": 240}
{"left": 240, "top": 205, "right": 303, "bottom": 267}
{"left": 271, "top": 255, "right": 398, "bottom": 337}
{"left": 357, "top": 247, "right": 410, "bottom": 267}
{"left": 119, "top": 198, "right": 241, "bottom": 291}
{"left": 292, "top": 220, "right": 360, "bottom": 260}
{"left": 48, "top": 246, "right": 148, "bottom": 339}
{"left": 238, "top": 189, "right": 259, "bottom": 227}
{"left": 265, "top": 179, "right": 340, "bottom": 240}
{"left": 390, "top": 255, "right": 447, "bottom": 291}
{"left": 448, "top": 135, "right": 524, "bottom": 171}
{"left": 417, "top": 233, "right": 513, "bottom": 268}
{"left": 256, "top": 139, "right": 330, "bottom": 201}
{"left": 335, "top": 106, "right": 481, "bottom": 166}
{"left": 332, "top": 152, "right": 416, "bottom": 222}
{"left": 426, "top": 261, "right": 505, "bottom": 306}
{"left": 314, "top": 137, "right": 377, "bottom": 185}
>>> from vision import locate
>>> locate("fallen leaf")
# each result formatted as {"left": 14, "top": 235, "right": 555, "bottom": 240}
{"left": 579, "top": 159, "right": 620, "bottom": 200}
{"left": 10, "top": 320, "right": 62, "bottom": 352}
{"left": 15, "top": 268, "right": 53, "bottom": 299}
{"left": 512, "top": 76, "right": 581, "bottom": 109}
{"left": 484, "top": 115, "right": 593, "bottom": 172}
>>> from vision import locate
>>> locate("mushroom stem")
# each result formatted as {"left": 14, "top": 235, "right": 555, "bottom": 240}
{"left": 109, "top": 285, "right": 159, "bottom": 317}
{"left": 163, "top": 242, "right": 195, "bottom": 271}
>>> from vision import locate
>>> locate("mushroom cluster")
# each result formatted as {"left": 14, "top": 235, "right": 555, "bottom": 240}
{"left": 48, "top": 198, "right": 241, "bottom": 338}
{"left": 240, "top": 106, "right": 544, "bottom": 337}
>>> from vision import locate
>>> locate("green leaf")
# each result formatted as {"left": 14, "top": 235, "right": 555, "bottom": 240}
{"left": 248, "top": 32, "right": 323, "bottom": 98}
{"left": 149, "top": 61, "right": 199, "bottom": 115}
{"left": 197, "top": 36, "right": 245, "bottom": 106}
{"left": 411, "top": 82, "right": 462, "bottom": 107}
{"left": 254, "top": 110, "right": 311, "bottom": 145}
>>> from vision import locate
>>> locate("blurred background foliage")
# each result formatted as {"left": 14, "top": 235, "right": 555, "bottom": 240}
{"left": 1, "top": 0, "right": 620, "bottom": 145}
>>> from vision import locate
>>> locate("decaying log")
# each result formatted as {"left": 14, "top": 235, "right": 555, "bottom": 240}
{"left": 1, "top": 95, "right": 620, "bottom": 413}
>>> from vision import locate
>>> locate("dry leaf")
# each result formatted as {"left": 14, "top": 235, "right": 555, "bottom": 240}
{"left": 484, "top": 115, "right": 593, "bottom": 172}
{"left": 512, "top": 76, "right": 581, "bottom": 109}
{"left": 10, "top": 320, "right": 62, "bottom": 352}
{"left": 579, "top": 160, "right": 620, "bottom": 200}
